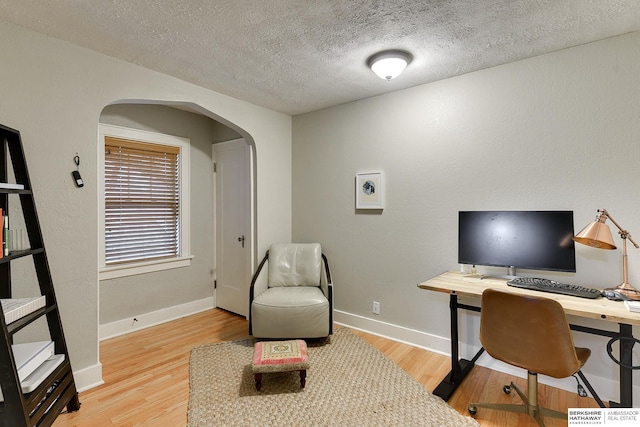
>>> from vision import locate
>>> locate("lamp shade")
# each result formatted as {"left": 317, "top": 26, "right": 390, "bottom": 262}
{"left": 367, "top": 50, "right": 412, "bottom": 80}
{"left": 573, "top": 221, "right": 617, "bottom": 249}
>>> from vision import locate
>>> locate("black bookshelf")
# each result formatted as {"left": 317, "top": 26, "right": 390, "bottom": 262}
{"left": 0, "top": 124, "right": 80, "bottom": 426}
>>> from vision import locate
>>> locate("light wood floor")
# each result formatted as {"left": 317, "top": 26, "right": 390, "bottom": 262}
{"left": 53, "top": 309, "right": 600, "bottom": 426}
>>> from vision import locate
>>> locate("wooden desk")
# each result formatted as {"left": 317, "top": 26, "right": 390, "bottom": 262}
{"left": 418, "top": 270, "right": 640, "bottom": 407}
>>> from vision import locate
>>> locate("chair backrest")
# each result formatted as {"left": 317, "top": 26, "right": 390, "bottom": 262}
{"left": 268, "top": 243, "right": 322, "bottom": 287}
{"left": 480, "top": 288, "right": 581, "bottom": 378}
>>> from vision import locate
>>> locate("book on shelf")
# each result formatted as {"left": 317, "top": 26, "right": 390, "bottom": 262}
{"left": 20, "top": 354, "right": 65, "bottom": 393}
{"left": 13, "top": 341, "right": 55, "bottom": 382}
{"left": 0, "top": 182, "right": 24, "bottom": 190}
{"left": 1, "top": 296, "right": 47, "bottom": 324}
{"left": 0, "top": 353, "right": 65, "bottom": 400}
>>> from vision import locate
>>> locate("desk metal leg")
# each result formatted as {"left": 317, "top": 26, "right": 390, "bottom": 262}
{"left": 450, "top": 294, "right": 461, "bottom": 378}
{"left": 572, "top": 322, "right": 635, "bottom": 408}
{"left": 617, "top": 323, "right": 634, "bottom": 407}
{"left": 433, "top": 294, "right": 483, "bottom": 401}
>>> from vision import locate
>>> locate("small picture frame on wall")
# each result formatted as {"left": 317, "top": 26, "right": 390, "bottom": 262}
{"left": 355, "top": 171, "right": 384, "bottom": 210}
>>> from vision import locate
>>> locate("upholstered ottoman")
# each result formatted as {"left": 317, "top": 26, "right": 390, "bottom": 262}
{"left": 252, "top": 339, "right": 309, "bottom": 391}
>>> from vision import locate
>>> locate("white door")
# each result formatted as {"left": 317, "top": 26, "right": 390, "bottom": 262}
{"left": 213, "top": 139, "right": 251, "bottom": 317}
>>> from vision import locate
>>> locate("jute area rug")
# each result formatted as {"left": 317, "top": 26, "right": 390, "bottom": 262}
{"left": 188, "top": 328, "right": 479, "bottom": 426}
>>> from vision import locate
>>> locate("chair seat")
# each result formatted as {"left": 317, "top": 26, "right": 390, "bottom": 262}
{"left": 253, "top": 286, "right": 328, "bottom": 307}
{"left": 251, "top": 287, "right": 329, "bottom": 339}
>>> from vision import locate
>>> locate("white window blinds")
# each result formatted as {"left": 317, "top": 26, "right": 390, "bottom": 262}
{"left": 104, "top": 137, "right": 181, "bottom": 265}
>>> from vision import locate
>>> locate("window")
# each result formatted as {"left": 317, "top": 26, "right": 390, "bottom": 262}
{"left": 99, "top": 124, "right": 191, "bottom": 279}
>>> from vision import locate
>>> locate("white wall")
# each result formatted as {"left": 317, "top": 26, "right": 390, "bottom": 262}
{"left": 292, "top": 32, "right": 640, "bottom": 404}
{"left": 0, "top": 21, "right": 291, "bottom": 390}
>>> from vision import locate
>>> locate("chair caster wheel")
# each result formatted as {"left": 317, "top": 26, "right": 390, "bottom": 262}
{"left": 503, "top": 385, "right": 512, "bottom": 394}
{"left": 468, "top": 404, "right": 477, "bottom": 416}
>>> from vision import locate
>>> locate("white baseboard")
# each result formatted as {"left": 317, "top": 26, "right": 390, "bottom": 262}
{"left": 334, "top": 309, "right": 637, "bottom": 406}
{"left": 72, "top": 362, "right": 104, "bottom": 393}
{"left": 99, "top": 297, "right": 215, "bottom": 341}
{"left": 334, "top": 309, "right": 451, "bottom": 355}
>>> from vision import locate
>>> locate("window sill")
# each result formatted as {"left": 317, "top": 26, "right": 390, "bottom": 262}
{"left": 99, "top": 256, "right": 194, "bottom": 280}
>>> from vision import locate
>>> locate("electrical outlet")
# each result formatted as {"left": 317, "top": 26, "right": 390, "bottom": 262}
{"left": 373, "top": 301, "right": 380, "bottom": 315}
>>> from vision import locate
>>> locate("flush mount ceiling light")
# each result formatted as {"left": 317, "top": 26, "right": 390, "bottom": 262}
{"left": 367, "top": 50, "right": 413, "bottom": 81}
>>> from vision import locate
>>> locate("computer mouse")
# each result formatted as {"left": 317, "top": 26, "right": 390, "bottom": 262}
{"left": 601, "top": 289, "right": 632, "bottom": 301}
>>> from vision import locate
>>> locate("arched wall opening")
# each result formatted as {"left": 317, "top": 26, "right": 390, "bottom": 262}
{"left": 96, "top": 99, "right": 257, "bottom": 340}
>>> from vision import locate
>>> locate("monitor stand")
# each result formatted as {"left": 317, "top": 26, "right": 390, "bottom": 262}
{"left": 480, "top": 266, "right": 517, "bottom": 281}
{"left": 462, "top": 265, "right": 484, "bottom": 279}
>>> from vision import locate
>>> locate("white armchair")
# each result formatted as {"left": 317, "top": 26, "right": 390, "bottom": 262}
{"left": 249, "top": 243, "right": 333, "bottom": 339}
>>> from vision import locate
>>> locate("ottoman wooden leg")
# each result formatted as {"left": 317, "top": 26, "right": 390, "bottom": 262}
{"left": 299, "top": 369, "right": 306, "bottom": 388}
{"left": 255, "top": 373, "right": 262, "bottom": 391}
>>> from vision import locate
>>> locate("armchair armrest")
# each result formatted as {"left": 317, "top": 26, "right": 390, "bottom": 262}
{"left": 320, "top": 253, "right": 332, "bottom": 296}
{"left": 249, "top": 251, "right": 269, "bottom": 335}
{"left": 321, "top": 253, "right": 333, "bottom": 334}
{"left": 250, "top": 251, "right": 270, "bottom": 301}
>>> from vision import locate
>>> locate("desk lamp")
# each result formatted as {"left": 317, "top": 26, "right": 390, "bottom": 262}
{"left": 573, "top": 209, "right": 640, "bottom": 300}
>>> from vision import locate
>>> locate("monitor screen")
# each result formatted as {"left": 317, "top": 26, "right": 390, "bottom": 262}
{"left": 458, "top": 211, "right": 576, "bottom": 273}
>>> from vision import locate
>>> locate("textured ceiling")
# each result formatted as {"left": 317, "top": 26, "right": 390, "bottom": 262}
{"left": 1, "top": 1, "right": 640, "bottom": 115}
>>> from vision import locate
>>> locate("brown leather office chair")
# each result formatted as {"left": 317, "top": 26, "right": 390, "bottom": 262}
{"left": 468, "top": 288, "right": 603, "bottom": 426}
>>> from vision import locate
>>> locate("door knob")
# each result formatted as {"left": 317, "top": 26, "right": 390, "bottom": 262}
{"left": 238, "top": 235, "right": 245, "bottom": 248}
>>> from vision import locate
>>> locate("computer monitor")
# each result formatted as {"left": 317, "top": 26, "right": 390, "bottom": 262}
{"left": 458, "top": 210, "right": 576, "bottom": 276}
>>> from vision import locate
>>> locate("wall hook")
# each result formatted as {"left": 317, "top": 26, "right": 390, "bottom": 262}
{"left": 72, "top": 153, "right": 84, "bottom": 187}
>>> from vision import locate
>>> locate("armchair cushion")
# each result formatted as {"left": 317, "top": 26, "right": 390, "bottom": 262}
{"left": 253, "top": 286, "right": 328, "bottom": 308}
{"left": 268, "top": 243, "right": 322, "bottom": 287}
{"left": 251, "top": 287, "right": 329, "bottom": 338}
